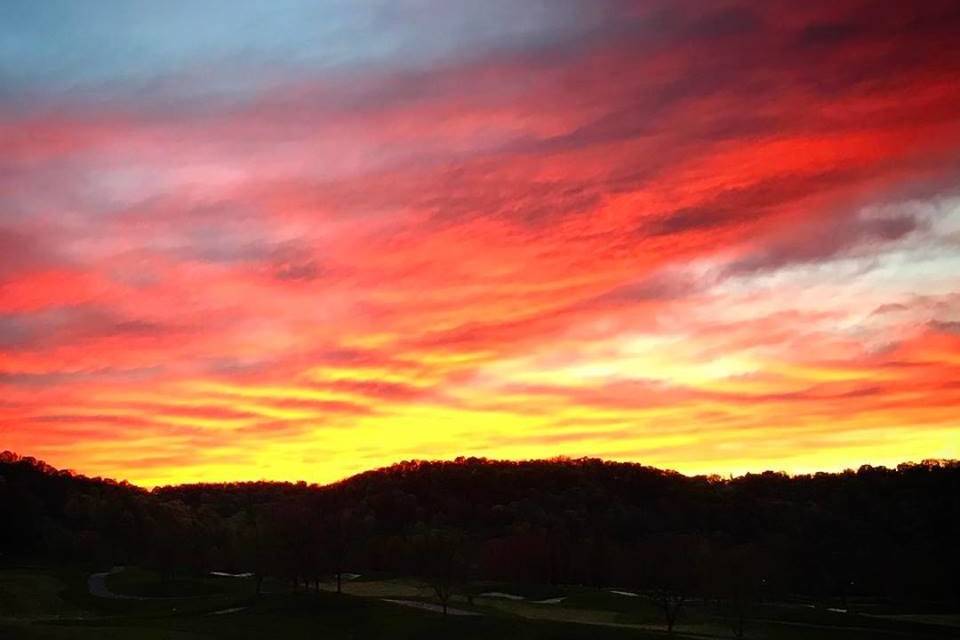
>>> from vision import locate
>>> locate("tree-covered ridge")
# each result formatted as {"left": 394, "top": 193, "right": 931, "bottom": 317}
{"left": 2, "top": 452, "right": 959, "bottom": 616}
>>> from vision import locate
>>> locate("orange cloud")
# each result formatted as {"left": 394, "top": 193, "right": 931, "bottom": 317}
{"left": 3, "top": 0, "right": 960, "bottom": 485}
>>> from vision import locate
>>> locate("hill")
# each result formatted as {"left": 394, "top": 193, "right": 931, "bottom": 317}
{"left": 2, "top": 452, "right": 958, "bottom": 607}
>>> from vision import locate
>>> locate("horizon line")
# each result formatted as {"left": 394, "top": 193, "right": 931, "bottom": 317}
{"left": 3, "top": 449, "right": 956, "bottom": 491}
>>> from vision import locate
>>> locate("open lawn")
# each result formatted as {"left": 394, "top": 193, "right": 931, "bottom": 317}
{"left": 0, "top": 569, "right": 85, "bottom": 620}
{"left": 105, "top": 568, "right": 226, "bottom": 599}
{"left": 2, "top": 567, "right": 959, "bottom": 640}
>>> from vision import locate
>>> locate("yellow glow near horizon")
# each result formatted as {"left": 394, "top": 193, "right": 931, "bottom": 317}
{"left": 5, "top": 2, "right": 960, "bottom": 487}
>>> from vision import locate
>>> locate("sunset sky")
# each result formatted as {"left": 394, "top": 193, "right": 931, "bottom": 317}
{"left": 2, "top": 1, "right": 960, "bottom": 486}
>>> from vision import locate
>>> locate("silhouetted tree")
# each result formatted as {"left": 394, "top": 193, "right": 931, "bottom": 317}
{"left": 417, "top": 527, "right": 468, "bottom": 615}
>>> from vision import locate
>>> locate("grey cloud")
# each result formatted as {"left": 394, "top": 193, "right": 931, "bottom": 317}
{"left": 929, "top": 320, "right": 960, "bottom": 334}
{"left": 0, "top": 306, "right": 182, "bottom": 351}
{"left": 726, "top": 212, "right": 922, "bottom": 275}
{"left": 0, "top": 366, "right": 164, "bottom": 388}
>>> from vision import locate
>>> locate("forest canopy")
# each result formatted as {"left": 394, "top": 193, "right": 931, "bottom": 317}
{"left": 2, "top": 452, "right": 958, "bottom": 607}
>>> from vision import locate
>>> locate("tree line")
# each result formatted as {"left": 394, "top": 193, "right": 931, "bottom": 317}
{"left": 2, "top": 451, "right": 958, "bottom": 632}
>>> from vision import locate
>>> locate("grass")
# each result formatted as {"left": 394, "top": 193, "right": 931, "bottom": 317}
{"left": 871, "top": 614, "right": 960, "bottom": 628}
{"left": 470, "top": 581, "right": 566, "bottom": 600}
{"left": 2, "top": 590, "right": 658, "bottom": 640}
{"left": 105, "top": 568, "right": 228, "bottom": 598}
{"left": 0, "top": 569, "right": 84, "bottom": 619}
{"left": 167, "top": 592, "right": 657, "bottom": 639}
{"left": 2, "top": 566, "right": 959, "bottom": 640}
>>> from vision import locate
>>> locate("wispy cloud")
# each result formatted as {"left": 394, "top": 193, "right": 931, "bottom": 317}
{"left": 2, "top": 0, "right": 959, "bottom": 485}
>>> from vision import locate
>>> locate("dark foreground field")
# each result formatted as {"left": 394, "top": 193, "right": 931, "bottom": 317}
{"left": 2, "top": 566, "right": 959, "bottom": 640}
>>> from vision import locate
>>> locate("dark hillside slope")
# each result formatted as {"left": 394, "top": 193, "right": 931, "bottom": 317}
{"left": 3, "top": 452, "right": 959, "bottom": 605}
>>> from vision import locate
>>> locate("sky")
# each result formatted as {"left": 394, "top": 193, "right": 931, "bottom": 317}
{"left": 2, "top": 0, "right": 960, "bottom": 487}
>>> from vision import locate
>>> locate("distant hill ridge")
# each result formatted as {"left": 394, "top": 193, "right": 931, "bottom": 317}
{"left": 6, "top": 449, "right": 957, "bottom": 488}
{"left": 2, "top": 450, "right": 958, "bottom": 604}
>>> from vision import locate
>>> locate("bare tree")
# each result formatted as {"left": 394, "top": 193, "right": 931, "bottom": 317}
{"left": 652, "top": 588, "right": 686, "bottom": 635}
{"left": 241, "top": 493, "right": 264, "bottom": 597}
{"left": 638, "top": 535, "right": 702, "bottom": 635}
{"left": 418, "top": 527, "right": 467, "bottom": 615}
{"left": 323, "top": 509, "right": 360, "bottom": 595}
{"left": 719, "top": 543, "right": 774, "bottom": 639}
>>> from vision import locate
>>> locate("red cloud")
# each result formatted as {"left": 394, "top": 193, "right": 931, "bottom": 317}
{"left": 4, "top": 0, "right": 960, "bottom": 484}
